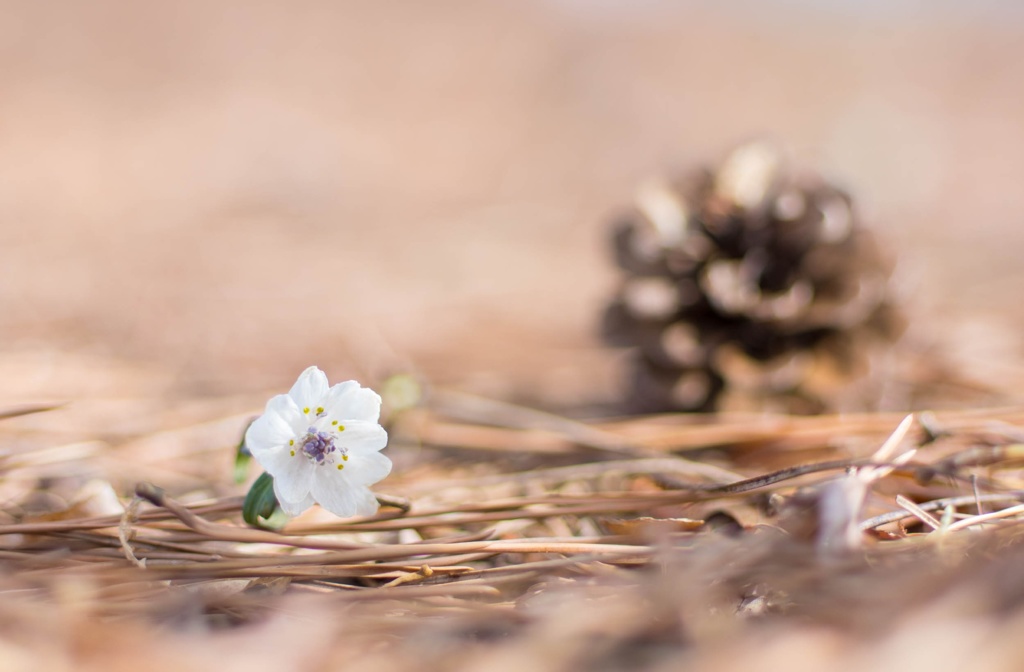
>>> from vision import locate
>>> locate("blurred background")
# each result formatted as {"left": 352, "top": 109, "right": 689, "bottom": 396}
{"left": 2, "top": 0, "right": 1024, "bottom": 411}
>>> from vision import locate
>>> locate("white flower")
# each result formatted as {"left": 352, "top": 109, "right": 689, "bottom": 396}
{"left": 244, "top": 366, "right": 391, "bottom": 517}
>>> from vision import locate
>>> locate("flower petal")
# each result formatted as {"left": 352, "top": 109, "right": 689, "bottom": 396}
{"left": 335, "top": 420, "right": 388, "bottom": 452}
{"left": 310, "top": 469, "right": 358, "bottom": 518}
{"left": 278, "top": 491, "right": 315, "bottom": 517}
{"left": 268, "top": 455, "right": 315, "bottom": 503}
{"left": 351, "top": 487, "right": 380, "bottom": 517}
{"left": 245, "top": 394, "right": 302, "bottom": 457}
{"left": 288, "top": 366, "right": 329, "bottom": 412}
{"left": 344, "top": 451, "right": 392, "bottom": 487}
{"left": 268, "top": 392, "right": 309, "bottom": 435}
{"left": 323, "top": 381, "right": 382, "bottom": 423}
{"left": 249, "top": 369, "right": 392, "bottom": 520}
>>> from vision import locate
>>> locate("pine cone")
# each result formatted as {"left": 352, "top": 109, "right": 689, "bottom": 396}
{"left": 602, "top": 140, "right": 904, "bottom": 414}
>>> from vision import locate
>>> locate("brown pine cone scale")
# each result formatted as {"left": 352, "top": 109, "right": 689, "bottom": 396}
{"left": 602, "top": 141, "right": 904, "bottom": 414}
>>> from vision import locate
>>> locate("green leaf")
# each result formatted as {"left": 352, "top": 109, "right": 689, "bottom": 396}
{"left": 242, "top": 471, "right": 279, "bottom": 527}
{"left": 260, "top": 508, "right": 290, "bottom": 530}
{"left": 234, "top": 419, "right": 255, "bottom": 484}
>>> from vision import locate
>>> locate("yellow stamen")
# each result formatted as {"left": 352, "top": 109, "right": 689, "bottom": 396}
{"left": 336, "top": 464, "right": 344, "bottom": 470}
{"left": 342, "top": 454, "right": 348, "bottom": 461}
{"left": 337, "top": 424, "right": 345, "bottom": 432}
{"left": 290, "top": 450, "right": 295, "bottom": 456}
{"left": 289, "top": 439, "right": 294, "bottom": 446}
{"left": 316, "top": 406, "right": 324, "bottom": 414}
{"left": 303, "top": 407, "right": 310, "bottom": 414}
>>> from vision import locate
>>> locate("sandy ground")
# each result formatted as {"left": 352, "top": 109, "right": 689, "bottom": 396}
{"left": 2, "top": 1, "right": 1024, "bottom": 409}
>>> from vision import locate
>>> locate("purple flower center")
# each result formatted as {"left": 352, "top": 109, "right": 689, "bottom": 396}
{"left": 301, "top": 427, "right": 336, "bottom": 465}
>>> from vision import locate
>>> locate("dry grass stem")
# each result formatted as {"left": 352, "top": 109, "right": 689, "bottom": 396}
{"left": 6, "top": 394, "right": 1024, "bottom": 669}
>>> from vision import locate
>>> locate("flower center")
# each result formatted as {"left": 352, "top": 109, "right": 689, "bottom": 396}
{"left": 299, "top": 427, "right": 345, "bottom": 465}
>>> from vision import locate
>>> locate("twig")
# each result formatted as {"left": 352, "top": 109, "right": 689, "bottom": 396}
{"left": 944, "top": 503, "right": 1024, "bottom": 532}
{"left": 134, "top": 483, "right": 370, "bottom": 550}
{"left": 859, "top": 493, "right": 1024, "bottom": 530}
{"left": 118, "top": 497, "right": 147, "bottom": 568}
{"left": 430, "top": 389, "right": 643, "bottom": 455}
{"left": 0, "top": 402, "right": 66, "bottom": 421}
{"left": 397, "top": 457, "right": 745, "bottom": 495}
{"left": 894, "top": 495, "right": 943, "bottom": 531}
